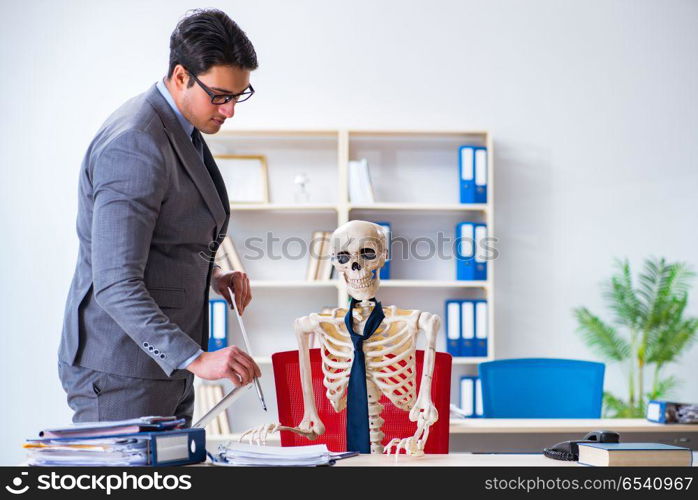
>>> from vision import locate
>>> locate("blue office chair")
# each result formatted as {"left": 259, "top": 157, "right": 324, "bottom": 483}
{"left": 478, "top": 358, "right": 605, "bottom": 418}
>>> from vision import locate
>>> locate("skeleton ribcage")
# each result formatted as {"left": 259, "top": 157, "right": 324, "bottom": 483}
{"left": 314, "top": 307, "right": 419, "bottom": 413}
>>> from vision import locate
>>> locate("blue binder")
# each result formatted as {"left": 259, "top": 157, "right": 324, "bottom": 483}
{"left": 375, "top": 221, "right": 391, "bottom": 280}
{"left": 459, "top": 146, "right": 475, "bottom": 203}
{"left": 475, "top": 376, "right": 483, "bottom": 417}
{"left": 208, "top": 299, "right": 228, "bottom": 352}
{"left": 445, "top": 300, "right": 461, "bottom": 356}
{"left": 474, "top": 300, "right": 488, "bottom": 357}
{"left": 460, "top": 300, "right": 476, "bottom": 357}
{"left": 459, "top": 376, "right": 477, "bottom": 418}
{"left": 459, "top": 146, "right": 487, "bottom": 204}
{"left": 145, "top": 428, "right": 207, "bottom": 466}
{"left": 456, "top": 222, "right": 487, "bottom": 281}
{"left": 474, "top": 146, "right": 488, "bottom": 203}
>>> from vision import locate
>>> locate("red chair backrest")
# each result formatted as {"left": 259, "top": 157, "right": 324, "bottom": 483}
{"left": 272, "top": 349, "right": 451, "bottom": 453}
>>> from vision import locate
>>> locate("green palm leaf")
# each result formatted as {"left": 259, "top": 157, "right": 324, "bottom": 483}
{"left": 574, "top": 307, "right": 630, "bottom": 361}
{"left": 602, "top": 258, "right": 644, "bottom": 328}
{"left": 637, "top": 258, "right": 695, "bottom": 330}
{"left": 646, "top": 376, "right": 680, "bottom": 401}
{"left": 647, "top": 316, "right": 698, "bottom": 364}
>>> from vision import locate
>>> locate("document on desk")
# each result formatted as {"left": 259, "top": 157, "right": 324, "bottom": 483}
{"left": 211, "top": 442, "right": 356, "bottom": 467}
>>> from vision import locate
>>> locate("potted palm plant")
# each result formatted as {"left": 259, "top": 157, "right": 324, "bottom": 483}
{"left": 574, "top": 257, "right": 698, "bottom": 417}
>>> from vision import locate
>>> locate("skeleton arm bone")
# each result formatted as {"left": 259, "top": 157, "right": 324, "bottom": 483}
{"left": 238, "top": 315, "right": 326, "bottom": 445}
{"left": 293, "top": 315, "right": 326, "bottom": 439}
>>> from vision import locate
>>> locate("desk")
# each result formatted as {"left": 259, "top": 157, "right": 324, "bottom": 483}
{"left": 449, "top": 418, "right": 698, "bottom": 453}
{"left": 335, "top": 452, "right": 698, "bottom": 466}
{"left": 335, "top": 453, "right": 582, "bottom": 467}
{"left": 208, "top": 419, "right": 697, "bottom": 454}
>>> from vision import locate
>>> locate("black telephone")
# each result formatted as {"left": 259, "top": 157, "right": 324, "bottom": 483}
{"left": 543, "top": 430, "right": 620, "bottom": 461}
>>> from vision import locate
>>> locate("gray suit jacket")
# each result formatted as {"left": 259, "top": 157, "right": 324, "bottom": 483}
{"left": 59, "top": 84, "right": 230, "bottom": 380}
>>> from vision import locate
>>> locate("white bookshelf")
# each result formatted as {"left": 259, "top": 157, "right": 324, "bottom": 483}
{"left": 205, "top": 129, "right": 494, "bottom": 432}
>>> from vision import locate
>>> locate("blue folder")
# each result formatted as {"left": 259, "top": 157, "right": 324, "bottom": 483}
{"left": 208, "top": 298, "right": 228, "bottom": 352}
{"left": 459, "top": 146, "right": 487, "bottom": 204}
{"left": 459, "top": 376, "right": 477, "bottom": 418}
{"left": 474, "top": 299, "right": 488, "bottom": 357}
{"left": 445, "top": 300, "right": 461, "bottom": 356}
{"left": 460, "top": 300, "right": 476, "bottom": 357}
{"left": 375, "top": 221, "right": 391, "bottom": 280}
{"left": 456, "top": 222, "right": 487, "bottom": 281}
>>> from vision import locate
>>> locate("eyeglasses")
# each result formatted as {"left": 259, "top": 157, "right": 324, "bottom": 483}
{"left": 186, "top": 70, "right": 254, "bottom": 105}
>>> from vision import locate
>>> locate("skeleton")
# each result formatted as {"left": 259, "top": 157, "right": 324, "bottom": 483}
{"left": 241, "top": 220, "right": 441, "bottom": 456}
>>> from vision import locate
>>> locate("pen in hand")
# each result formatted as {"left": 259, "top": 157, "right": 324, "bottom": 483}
{"left": 227, "top": 286, "right": 268, "bottom": 412}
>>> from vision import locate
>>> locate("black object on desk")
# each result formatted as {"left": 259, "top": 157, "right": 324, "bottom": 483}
{"left": 543, "top": 430, "right": 620, "bottom": 461}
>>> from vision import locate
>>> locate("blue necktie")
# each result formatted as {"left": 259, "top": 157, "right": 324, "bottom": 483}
{"left": 344, "top": 296, "right": 385, "bottom": 453}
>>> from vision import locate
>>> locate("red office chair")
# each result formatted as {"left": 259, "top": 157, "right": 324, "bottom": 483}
{"left": 272, "top": 349, "right": 452, "bottom": 453}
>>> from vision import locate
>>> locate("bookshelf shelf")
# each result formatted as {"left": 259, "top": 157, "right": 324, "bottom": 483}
{"left": 452, "top": 357, "right": 492, "bottom": 365}
{"left": 250, "top": 279, "right": 488, "bottom": 289}
{"left": 377, "top": 280, "right": 490, "bottom": 289}
{"left": 349, "top": 203, "right": 488, "bottom": 213}
{"left": 250, "top": 280, "right": 337, "bottom": 288}
{"left": 231, "top": 203, "right": 337, "bottom": 212}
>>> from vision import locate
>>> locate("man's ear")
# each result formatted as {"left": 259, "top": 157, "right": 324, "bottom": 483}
{"left": 171, "top": 64, "right": 188, "bottom": 90}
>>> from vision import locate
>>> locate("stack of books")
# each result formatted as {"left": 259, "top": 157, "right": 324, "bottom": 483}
{"left": 306, "top": 231, "right": 334, "bottom": 281}
{"left": 24, "top": 416, "right": 205, "bottom": 466}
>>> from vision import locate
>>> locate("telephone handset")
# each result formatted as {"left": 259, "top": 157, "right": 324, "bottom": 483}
{"left": 543, "top": 430, "right": 620, "bottom": 461}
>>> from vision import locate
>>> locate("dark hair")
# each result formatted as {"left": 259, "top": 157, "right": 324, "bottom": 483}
{"left": 168, "top": 9, "right": 258, "bottom": 85}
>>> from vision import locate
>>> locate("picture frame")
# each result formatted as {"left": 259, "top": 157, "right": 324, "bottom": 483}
{"left": 215, "top": 154, "right": 270, "bottom": 204}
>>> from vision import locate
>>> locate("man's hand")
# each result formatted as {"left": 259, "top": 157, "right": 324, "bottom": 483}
{"left": 212, "top": 269, "right": 252, "bottom": 314}
{"left": 185, "top": 346, "right": 261, "bottom": 386}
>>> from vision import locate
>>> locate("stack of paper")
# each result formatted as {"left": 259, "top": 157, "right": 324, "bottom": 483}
{"left": 213, "top": 443, "right": 333, "bottom": 467}
{"left": 24, "top": 417, "right": 204, "bottom": 466}
{"left": 24, "top": 438, "right": 148, "bottom": 466}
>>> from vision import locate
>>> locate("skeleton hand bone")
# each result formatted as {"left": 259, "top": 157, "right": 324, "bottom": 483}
{"left": 384, "top": 399, "right": 438, "bottom": 457}
{"left": 239, "top": 415, "right": 325, "bottom": 445}
{"left": 238, "top": 423, "right": 318, "bottom": 445}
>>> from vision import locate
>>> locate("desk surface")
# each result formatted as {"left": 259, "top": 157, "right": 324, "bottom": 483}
{"left": 336, "top": 453, "right": 578, "bottom": 467}
{"left": 334, "top": 452, "right": 698, "bottom": 467}
{"left": 449, "top": 418, "right": 698, "bottom": 433}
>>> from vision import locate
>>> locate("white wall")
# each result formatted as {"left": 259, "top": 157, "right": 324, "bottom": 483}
{"left": 1, "top": 0, "right": 696, "bottom": 464}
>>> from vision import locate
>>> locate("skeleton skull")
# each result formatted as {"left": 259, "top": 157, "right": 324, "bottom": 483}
{"left": 330, "top": 220, "right": 388, "bottom": 301}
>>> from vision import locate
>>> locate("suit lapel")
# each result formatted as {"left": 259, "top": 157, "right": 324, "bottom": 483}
{"left": 145, "top": 84, "right": 228, "bottom": 229}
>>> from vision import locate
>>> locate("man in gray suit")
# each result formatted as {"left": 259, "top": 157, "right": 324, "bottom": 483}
{"left": 58, "top": 9, "right": 261, "bottom": 426}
